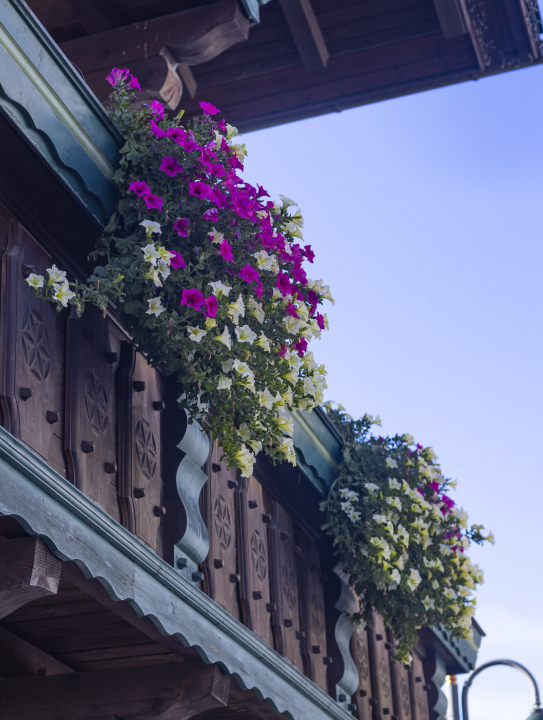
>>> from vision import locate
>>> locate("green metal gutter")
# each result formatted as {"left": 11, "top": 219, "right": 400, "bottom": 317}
{"left": 0, "top": 0, "right": 122, "bottom": 225}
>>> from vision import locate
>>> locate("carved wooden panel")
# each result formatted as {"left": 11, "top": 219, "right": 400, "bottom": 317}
{"left": 236, "top": 474, "right": 273, "bottom": 646}
{"left": 410, "top": 651, "right": 430, "bottom": 720}
{"left": 368, "top": 612, "right": 393, "bottom": 717}
{"left": 351, "top": 626, "right": 373, "bottom": 720}
{"left": 118, "top": 342, "right": 165, "bottom": 554}
{"left": 0, "top": 222, "right": 66, "bottom": 477}
{"left": 387, "top": 627, "right": 412, "bottom": 720}
{"left": 268, "top": 501, "right": 304, "bottom": 672}
{"left": 65, "top": 305, "right": 120, "bottom": 521}
{"left": 201, "top": 441, "right": 240, "bottom": 619}
{"left": 298, "top": 534, "right": 328, "bottom": 689}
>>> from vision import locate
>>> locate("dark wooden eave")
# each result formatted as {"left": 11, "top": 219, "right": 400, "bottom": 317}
{"left": 23, "top": 0, "right": 543, "bottom": 132}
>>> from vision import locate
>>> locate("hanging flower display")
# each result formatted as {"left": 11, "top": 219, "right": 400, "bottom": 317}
{"left": 26, "top": 69, "right": 333, "bottom": 475}
{"left": 321, "top": 403, "right": 494, "bottom": 662}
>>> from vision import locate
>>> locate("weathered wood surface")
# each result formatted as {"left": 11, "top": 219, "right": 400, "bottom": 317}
{"left": 201, "top": 443, "right": 240, "bottom": 618}
{"left": 298, "top": 534, "right": 328, "bottom": 690}
{"left": 0, "top": 626, "right": 73, "bottom": 678}
{"left": 65, "top": 305, "right": 120, "bottom": 521}
{"left": 0, "top": 222, "right": 67, "bottom": 478}
{"left": 368, "top": 612, "right": 394, "bottom": 717}
{"left": 278, "top": 0, "right": 329, "bottom": 72}
{"left": 351, "top": 626, "right": 373, "bottom": 720}
{"left": 237, "top": 474, "right": 273, "bottom": 646}
{"left": 0, "top": 537, "right": 61, "bottom": 619}
{"left": 0, "top": 661, "right": 230, "bottom": 719}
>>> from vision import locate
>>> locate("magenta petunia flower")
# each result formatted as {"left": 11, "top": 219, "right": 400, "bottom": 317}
{"left": 286, "top": 301, "right": 299, "bottom": 318}
{"left": 238, "top": 264, "right": 260, "bottom": 284}
{"left": 188, "top": 181, "right": 212, "bottom": 200}
{"left": 203, "top": 208, "right": 219, "bottom": 222}
{"left": 429, "top": 481, "right": 440, "bottom": 493}
{"left": 217, "top": 118, "right": 226, "bottom": 131}
{"left": 181, "top": 288, "right": 205, "bottom": 311}
{"left": 166, "top": 127, "right": 185, "bottom": 143}
{"left": 278, "top": 344, "right": 288, "bottom": 358}
{"left": 303, "top": 244, "right": 315, "bottom": 263}
{"left": 129, "top": 181, "right": 150, "bottom": 197}
{"left": 205, "top": 295, "right": 218, "bottom": 318}
{"left": 143, "top": 193, "right": 163, "bottom": 210}
{"left": 149, "top": 119, "right": 165, "bottom": 138}
{"left": 169, "top": 251, "right": 185, "bottom": 270}
{"left": 316, "top": 313, "right": 325, "bottom": 330}
{"left": 293, "top": 337, "right": 307, "bottom": 356}
{"left": 199, "top": 101, "right": 220, "bottom": 116}
{"left": 127, "top": 74, "right": 141, "bottom": 91}
{"left": 180, "top": 136, "right": 200, "bottom": 152}
{"left": 219, "top": 239, "right": 233, "bottom": 262}
{"left": 173, "top": 218, "right": 190, "bottom": 237}
{"left": 106, "top": 67, "right": 129, "bottom": 86}
{"left": 150, "top": 100, "right": 165, "bottom": 119}
{"left": 160, "top": 156, "right": 184, "bottom": 177}
{"left": 254, "top": 283, "right": 263, "bottom": 299}
{"left": 276, "top": 272, "right": 292, "bottom": 297}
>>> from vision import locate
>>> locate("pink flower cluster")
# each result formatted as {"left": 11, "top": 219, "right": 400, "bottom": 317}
{"left": 180, "top": 288, "right": 217, "bottom": 317}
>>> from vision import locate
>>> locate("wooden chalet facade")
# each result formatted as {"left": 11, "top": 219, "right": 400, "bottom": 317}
{"left": 0, "top": 0, "right": 537, "bottom": 717}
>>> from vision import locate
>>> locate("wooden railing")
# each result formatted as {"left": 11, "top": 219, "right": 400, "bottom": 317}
{"left": 0, "top": 210, "right": 440, "bottom": 720}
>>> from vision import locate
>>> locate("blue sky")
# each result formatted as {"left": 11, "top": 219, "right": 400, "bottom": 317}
{"left": 241, "top": 63, "right": 543, "bottom": 720}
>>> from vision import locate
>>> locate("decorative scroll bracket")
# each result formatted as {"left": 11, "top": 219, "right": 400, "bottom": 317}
{"left": 333, "top": 563, "right": 360, "bottom": 713}
{"left": 174, "top": 410, "right": 211, "bottom": 583}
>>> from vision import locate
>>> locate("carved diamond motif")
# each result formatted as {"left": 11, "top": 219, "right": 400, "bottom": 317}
{"left": 400, "top": 673, "right": 411, "bottom": 718}
{"left": 379, "top": 653, "right": 391, "bottom": 702}
{"left": 21, "top": 310, "right": 50, "bottom": 381}
{"left": 135, "top": 418, "right": 157, "bottom": 480}
{"left": 250, "top": 530, "right": 266, "bottom": 582}
{"left": 84, "top": 370, "right": 109, "bottom": 434}
{"left": 282, "top": 562, "right": 297, "bottom": 610}
{"left": 213, "top": 495, "right": 232, "bottom": 550}
{"left": 311, "top": 591, "right": 325, "bottom": 637}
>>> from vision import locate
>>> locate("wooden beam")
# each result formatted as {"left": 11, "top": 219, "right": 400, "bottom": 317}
{"left": 0, "top": 661, "right": 230, "bottom": 720}
{"left": 278, "top": 0, "right": 329, "bottom": 72}
{"left": 457, "top": 0, "right": 490, "bottom": 71}
{"left": 59, "top": 0, "right": 250, "bottom": 74}
{"left": 0, "top": 537, "right": 61, "bottom": 619}
{"left": 68, "top": 0, "right": 113, "bottom": 34}
{"left": 0, "top": 627, "right": 74, "bottom": 679}
{"left": 432, "top": 0, "right": 467, "bottom": 38}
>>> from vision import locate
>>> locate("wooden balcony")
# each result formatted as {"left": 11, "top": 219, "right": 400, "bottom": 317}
{"left": 0, "top": 3, "right": 483, "bottom": 718}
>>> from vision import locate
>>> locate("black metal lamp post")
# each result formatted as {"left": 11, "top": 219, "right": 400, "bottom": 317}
{"left": 461, "top": 659, "right": 543, "bottom": 720}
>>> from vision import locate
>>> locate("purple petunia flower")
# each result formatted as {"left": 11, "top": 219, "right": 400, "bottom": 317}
{"left": 181, "top": 288, "right": 205, "bottom": 311}
{"left": 106, "top": 67, "right": 129, "bottom": 86}
{"left": 199, "top": 101, "right": 220, "bottom": 116}
{"left": 173, "top": 218, "right": 190, "bottom": 237}
{"left": 238, "top": 264, "right": 260, "bottom": 284}
{"left": 160, "top": 156, "right": 184, "bottom": 177}
{"left": 203, "top": 208, "right": 219, "bottom": 222}
{"left": 169, "top": 251, "right": 185, "bottom": 270}
{"left": 143, "top": 194, "right": 163, "bottom": 210}
{"left": 149, "top": 119, "right": 165, "bottom": 138}
{"left": 127, "top": 74, "right": 141, "bottom": 91}
{"left": 150, "top": 100, "right": 165, "bottom": 119}
{"left": 219, "top": 239, "right": 233, "bottom": 262}
{"left": 205, "top": 295, "right": 218, "bottom": 318}
{"left": 128, "top": 181, "right": 150, "bottom": 197}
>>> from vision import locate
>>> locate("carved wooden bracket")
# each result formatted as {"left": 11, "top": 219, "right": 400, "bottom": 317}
{"left": 422, "top": 647, "right": 447, "bottom": 720}
{"left": 0, "top": 660, "right": 230, "bottom": 719}
{"left": 332, "top": 563, "right": 359, "bottom": 711}
{"left": 61, "top": 0, "right": 249, "bottom": 109}
{"left": 174, "top": 411, "right": 211, "bottom": 583}
{"left": 0, "top": 537, "right": 61, "bottom": 619}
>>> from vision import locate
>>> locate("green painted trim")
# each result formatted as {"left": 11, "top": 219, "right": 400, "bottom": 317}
{"left": 0, "top": 425, "right": 352, "bottom": 720}
{"left": 0, "top": 0, "right": 122, "bottom": 223}
{"left": 292, "top": 407, "right": 343, "bottom": 497}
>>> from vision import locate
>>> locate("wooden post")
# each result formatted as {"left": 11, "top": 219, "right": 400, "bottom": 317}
{"left": 0, "top": 537, "right": 61, "bottom": 619}
{"left": 0, "top": 661, "right": 230, "bottom": 719}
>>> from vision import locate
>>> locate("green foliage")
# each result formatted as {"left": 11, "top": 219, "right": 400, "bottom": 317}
{"left": 321, "top": 403, "right": 493, "bottom": 662}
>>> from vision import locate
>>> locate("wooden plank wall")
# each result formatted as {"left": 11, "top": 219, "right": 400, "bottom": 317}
{"left": 0, "top": 213, "right": 435, "bottom": 718}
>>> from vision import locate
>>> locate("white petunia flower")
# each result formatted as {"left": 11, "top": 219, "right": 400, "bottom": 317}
{"left": 140, "top": 220, "right": 161, "bottom": 236}
{"left": 388, "top": 478, "right": 401, "bottom": 490}
{"left": 146, "top": 297, "right": 165, "bottom": 317}
{"left": 385, "top": 457, "right": 398, "bottom": 469}
{"left": 232, "top": 359, "right": 252, "bottom": 377}
{"left": 255, "top": 332, "right": 270, "bottom": 352}
{"left": 142, "top": 244, "right": 162, "bottom": 266}
{"left": 247, "top": 297, "right": 265, "bottom": 323}
{"left": 235, "top": 324, "right": 257, "bottom": 344}
{"left": 208, "top": 227, "right": 224, "bottom": 244}
{"left": 208, "top": 281, "right": 232, "bottom": 298}
{"left": 26, "top": 273, "right": 44, "bottom": 289}
{"left": 364, "top": 483, "right": 379, "bottom": 495}
{"left": 252, "top": 250, "right": 275, "bottom": 271}
{"left": 214, "top": 326, "right": 232, "bottom": 350}
{"left": 217, "top": 375, "right": 232, "bottom": 390}
{"left": 407, "top": 569, "right": 422, "bottom": 591}
{"left": 258, "top": 388, "right": 275, "bottom": 410}
{"left": 47, "top": 265, "right": 67, "bottom": 285}
{"left": 52, "top": 281, "right": 75, "bottom": 307}
{"left": 236, "top": 444, "right": 255, "bottom": 477}
{"left": 187, "top": 326, "right": 207, "bottom": 342}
